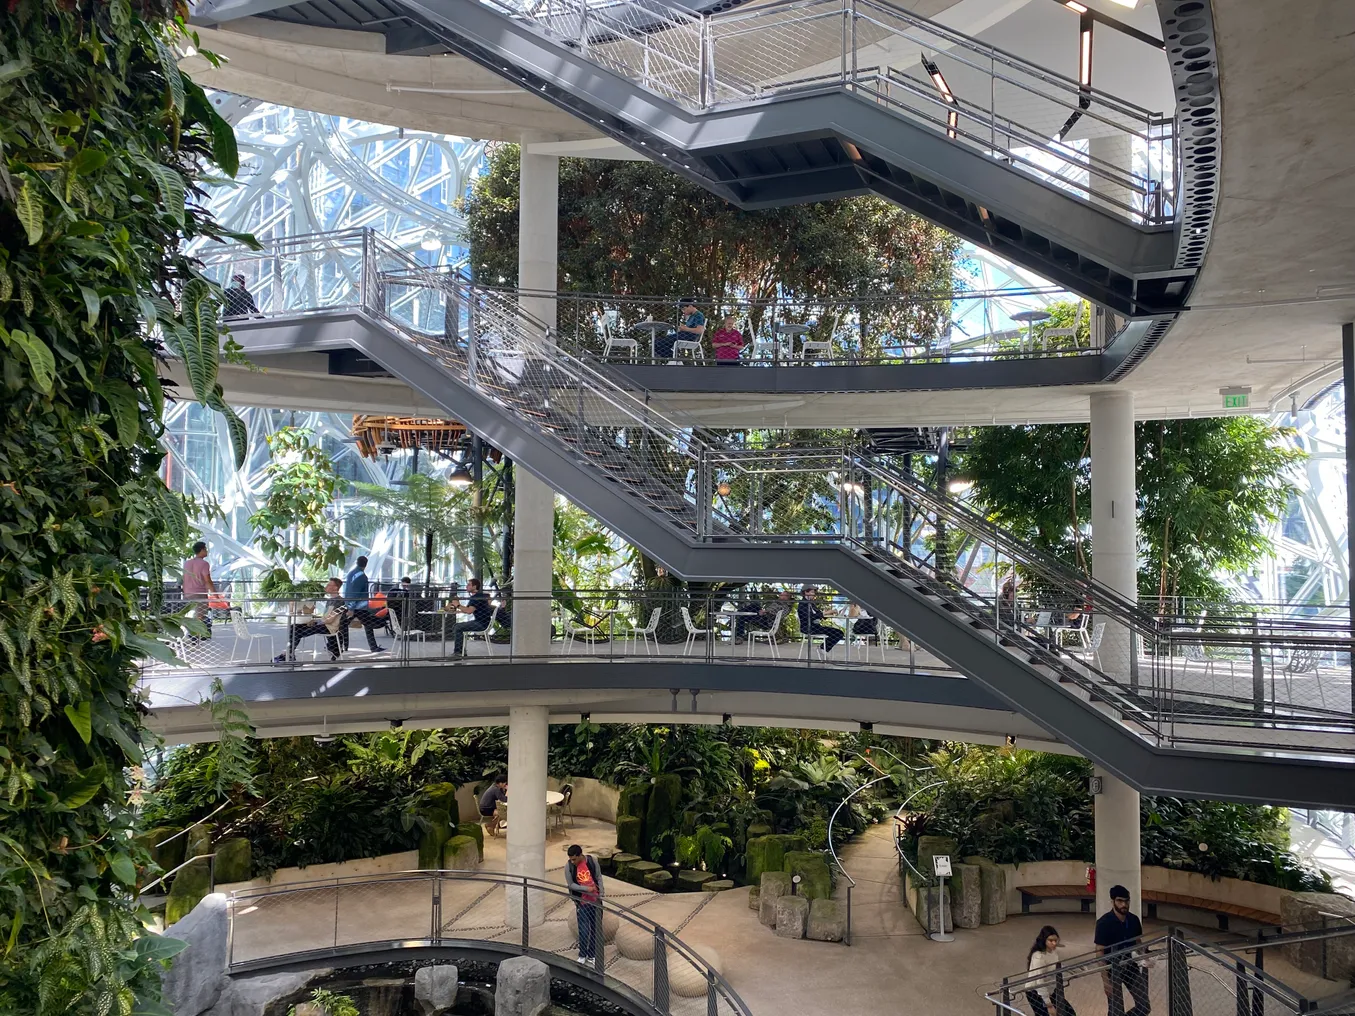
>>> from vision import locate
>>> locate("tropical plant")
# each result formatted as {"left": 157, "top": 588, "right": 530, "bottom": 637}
{"left": 203, "top": 677, "right": 256, "bottom": 798}
{"left": 248, "top": 426, "right": 349, "bottom": 577}
{"left": 0, "top": 2, "right": 249, "bottom": 1012}
{"left": 292, "top": 987, "right": 360, "bottom": 1016}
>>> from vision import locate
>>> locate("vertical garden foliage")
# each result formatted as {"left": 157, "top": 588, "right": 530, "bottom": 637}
{"left": 0, "top": 2, "right": 244, "bottom": 1012}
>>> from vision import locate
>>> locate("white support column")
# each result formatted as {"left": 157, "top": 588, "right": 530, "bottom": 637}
{"left": 511, "top": 148, "right": 559, "bottom": 658}
{"left": 506, "top": 704, "right": 549, "bottom": 927}
{"left": 1090, "top": 389, "right": 1141, "bottom": 917}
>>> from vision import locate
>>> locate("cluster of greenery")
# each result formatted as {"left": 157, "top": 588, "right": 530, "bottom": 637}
{"left": 462, "top": 143, "right": 962, "bottom": 357}
{"left": 963, "top": 417, "right": 1302, "bottom": 604}
{"left": 902, "top": 746, "right": 1332, "bottom": 892}
{"left": 0, "top": 1, "right": 249, "bottom": 1012}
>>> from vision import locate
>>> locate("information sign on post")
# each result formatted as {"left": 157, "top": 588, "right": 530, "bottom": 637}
{"left": 932, "top": 855, "right": 955, "bottom": 942}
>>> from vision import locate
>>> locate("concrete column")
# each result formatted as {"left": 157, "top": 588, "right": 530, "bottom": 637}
{"left": 506, "top": 704, "right": 549, "bottom": 927}
{"left": 1090, "top": 389, "right": 1137, "bottom": 682}
{"left": 1090, "top": 389, "right": 1141, "bottom": 918}
{"left": 511, "top": 148, "right": 559, "bottom": 658}
{"left": 1089, "top": 135, "right": 1135, "bottom": 218}
{"left": 1093, "top": 766, "right": 1141, "bottom": 919}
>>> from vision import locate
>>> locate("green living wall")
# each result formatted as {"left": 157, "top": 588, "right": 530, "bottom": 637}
{"left": 0, "top": 2, "right": 243, "bottom": 1012}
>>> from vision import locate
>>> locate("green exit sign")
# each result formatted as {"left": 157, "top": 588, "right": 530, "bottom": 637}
{"left": 1223, "top": 392, "right": 1249, "bottom": 409}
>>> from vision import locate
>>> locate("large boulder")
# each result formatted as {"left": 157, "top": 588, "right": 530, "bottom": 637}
{"left": 456, "top": 822, "right": 485, "bottom": 862}
{"left": 645, "top": 774, "right": 682, "bottom": 861}
{"left": 951, "top": 863, "right": 982, "bottom": 929}
{"left": 414, "top": 963, "right": 459, "bottom": 1016}
{"left": 442, "top": 834, "right": 480, "bottom": 871}
{"left": 643, "top": 869, "right": 674, "bottom": 893}
{"left": 618, "top": 860, "right": 661, "bottom": 887}
{"left": 773, "top": 896, "right": 810, "bottom": 939}
{"left": 746, "top": 834, "right": 806, "bottom": 885}
{"left": 213, "top": 838, "right": 252, "bottom": 885}
{"left": 495, "top": 956, "right": 551, "bottom": 1016}
{"left": 807, "top": 898, "right": 846, "bottom": 942}
{"left": 915, "top": 835, "right": 958, "bottom": 881}
{"left": 916, "top": 884, "right": 953, "bottom": 936}
{"left": 669, "top": 945, "right": 723, "bottom": 998}
{"left": 677, "top": 870, "right": 717, "bottom": 892}
{"left": 782, "top": 851, "right": 832, "bottom": 901}
{"left": 162, "top": 893, "right": 229, "bottom": 1016}
{"left": 422, "top": 783, "right": 461, "bottom": 826}
{"left": 616, "top": 816, "right": 644, "bottom": 857}
{"left": 758, "top": 872, "right": 791, "bottom": 927}
{"left": 212, "top": 969, "right": 330, "bottom": 1016}
{"left": 417, "top": 808, "right": 452, "bottom": 869}
{"left": 976, "top": 860, "right": 1008, "bottom": 925}
{"left": 165, "top": 857, "right": 213, "bottom": 926}
{"left": 139, "top": 826, "right": 184, "bottom": 875}
{"left": 747, "top": 886, "right": 760, "bottom": 911}
{"left": 745, "top": 823, "right": 773, "bottom": 840}
{"left": 1282, "top": 893, "right": 1355, "bottom": 981}
{"left": 592, "top": 846, "right": 618, "bottom": 875}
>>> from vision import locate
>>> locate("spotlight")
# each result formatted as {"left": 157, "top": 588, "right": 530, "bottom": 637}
{"left": 921, "top": 54, "right": 959, "bottom": 139}
{"left": 448, "top": 465, "right": 473, "bottom": 487}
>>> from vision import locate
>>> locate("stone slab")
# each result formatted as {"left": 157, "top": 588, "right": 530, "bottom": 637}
{"left": 952, "top": 863, "right": 982, "bottom": 929}
{"left": 807, "top": 898, "right": 846, "bottom": 942}
{"left": 415, "top": 963, "right": 459, "bottom": 1016}
{"left": 773, "top": 895, "right": 810, "bottom": 939}
{"left": 759, "top": 872, "right": 791, "bottom": 927}
{"left": 496, "top": 955, "right": 551, "bottom": 1016}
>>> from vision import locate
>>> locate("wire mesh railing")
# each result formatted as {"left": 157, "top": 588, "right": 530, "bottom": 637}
{"left": 225, "top": 870, "right": 750, "bottom": 1016}
{"left": 481, "top": 0, "right": 1176, "bottom": 224}
{"left": 193, "top": 230, "right": 1355, "bottom": 763}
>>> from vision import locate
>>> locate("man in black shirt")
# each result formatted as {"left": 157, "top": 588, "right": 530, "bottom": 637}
{"left": 450, "top": 577, "right": 494, "bottom": 656}
{"left": 1094, "top": 884, "right": 1150, "bottom": 1016}
{"left": 479, "top": 775, "right": 508, "bottom": 838}
{"left": 222, "top": 274, "right": 261, "bottom": 318}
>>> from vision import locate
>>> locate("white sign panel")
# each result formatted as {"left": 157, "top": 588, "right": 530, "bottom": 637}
{"left": 933, "top": 854, "right": 953, "bottom": 877}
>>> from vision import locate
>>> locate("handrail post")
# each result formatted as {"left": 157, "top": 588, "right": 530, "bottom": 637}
{"left": 699, "top": 19, "right": 710, "bottom": 108}
{"left": 431, "top": 873, "right": 442, "bottom": 943}
{"left": 653, "top": 928, "right": 671, "bottom": 1014}
{"left": 849, "top": 0, "right": 857, "bottom": 83}
{"left": 521, "top": 875, "right": 530, "bottom": 950}
{"left": 999, "top": 977, "right": 1011, "bottom": 1016}
{"left": 840, "top": 0, "right": 848, "bottom": 83}
{"left": 845, "top": 883, "right": 853, "bottom": 946}
{"left": 705, "top": 968, "right": 718, "bottom": 1016}
{"left": 359, "top": 228, "right": 370, "bottom": 311}
{"left": 466, "top": 287, "right": 478, "bottom": 387}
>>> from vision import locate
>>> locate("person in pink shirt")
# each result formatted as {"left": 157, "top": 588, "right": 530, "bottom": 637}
{"left": 182, "top": 541, "right": 218, "bottom": 638}
{"left": 710, "top": 314, "right": 745, "bottom": 365}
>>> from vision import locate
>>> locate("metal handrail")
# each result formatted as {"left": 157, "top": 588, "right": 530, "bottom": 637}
{"left": 142, "top": 851, "right": 216, "bottom": 895}
{"left": 225, "top": 868, "right": 752, "bottom": 1015}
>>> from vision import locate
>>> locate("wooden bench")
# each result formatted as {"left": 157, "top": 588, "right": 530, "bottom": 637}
{"left": 1018, "top": 885, "right": 1281, "bottom": 931}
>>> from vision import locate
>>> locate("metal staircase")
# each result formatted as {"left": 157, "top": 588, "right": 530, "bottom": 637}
{"left": 195, "top": 0, "right": 1194, "bottom": 319}
{"left": 205, "top": 231, "right": 1355, "bottom": 808}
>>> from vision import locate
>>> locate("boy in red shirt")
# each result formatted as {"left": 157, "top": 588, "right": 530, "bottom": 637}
{"left": 566, "top": 844, "right": 605, "bottom": 966}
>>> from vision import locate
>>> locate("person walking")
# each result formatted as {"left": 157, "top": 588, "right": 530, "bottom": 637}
{"left": 182, "top": 541, "right": 218, "bottom": 641}
{"left": 566, "top": 844, "right": 605, "bottom": 967}
{"left": 1095, "top": 884, "right": 1150, "bottom": 1016}
{"left": 222, "top": 274, "right": 261, "bottom": 318}
{"left": 479, "top": 775, "right": 508, "bottom": 838}
{"left": 1026, "top": 925, "right": 1076, "bottom": 1016}
{"left": 343, "top": 555, "right": 386, "bottom": 654}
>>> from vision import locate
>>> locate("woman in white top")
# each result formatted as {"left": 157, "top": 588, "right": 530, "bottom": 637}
{"left": 1026, "top": 925, "right": 1076, "bottom": 1016}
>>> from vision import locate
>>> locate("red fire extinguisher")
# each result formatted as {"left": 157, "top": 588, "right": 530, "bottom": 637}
{"left": 1086, "top": 865, "right": 1096, "bottom": 894}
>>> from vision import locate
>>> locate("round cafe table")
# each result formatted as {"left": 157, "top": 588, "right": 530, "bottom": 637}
{"left": 1011, "top": 309, "right": 1051, "bottom": 352}
{"left": 546, "top": 790, "right": 565, "bottom": 807}
{"left": 631, "top": 321, "right": 674, "bottom": 360}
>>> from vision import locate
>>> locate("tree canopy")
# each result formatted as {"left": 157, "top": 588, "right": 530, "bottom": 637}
{"left": 962, "top": 417, "right": 1302, "bottom": 603}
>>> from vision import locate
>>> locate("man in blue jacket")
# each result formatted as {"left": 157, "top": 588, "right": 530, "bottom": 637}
{"left": 343, "top": 555, "right": 386, "bottom": 654}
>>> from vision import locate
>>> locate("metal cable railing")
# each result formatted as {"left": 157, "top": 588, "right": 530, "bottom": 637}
{"left": 225, "top": 869, "right": 750, "bottom": 1016}
{"left": 480, "top": 0, "right": 1175, "bottom": 224}
{"left": 198, "top": 230, "right": 1355, "bottom": 762}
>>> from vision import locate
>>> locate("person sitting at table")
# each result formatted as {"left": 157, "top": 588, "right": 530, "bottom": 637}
{"left": 735, "top": 588, "right": 791, "bottom": 642}
{"left": 796, "top": 585, "right": 843, "bottom": 653}
{"left": 273, "top": 577, "right": 348, "bottom": 662}
{"left": 848, "top": 601, "right": 878, "bottom": 636}
{"left": 711, "top": 314, "right": 745, "bottom": 365}
{"left": 657, "top": 297, "right": 704, "bottom": 361}
{"left": 449, "top": 577, "right": 494, "bottom": 656}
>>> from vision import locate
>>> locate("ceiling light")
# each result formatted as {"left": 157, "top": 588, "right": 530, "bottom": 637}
{"left": 1079, "top": 23, "right": 1093, "bottom": 86}
{"left": 447, "top": 465, "right": 473, "bottom": 487}
{"left": 420, "top": 231, "right": 441, "bottom": 251}
{"left": 1063, "top": 0, "right": 1087, "bottom": 11}
{"left": 839, "top": 481, "right": 865, "bottom": 497}
{"left": 1103, "top": 0, "right": 1137, "bottom": 7}
{"left": 947, "top": 478, "right": 974, "bottom": 494}
{"left": 921, "top": 54, "right": 959, "bottom": 139}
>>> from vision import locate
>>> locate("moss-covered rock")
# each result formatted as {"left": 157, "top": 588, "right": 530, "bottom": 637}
{"left": 916, "top": 835, "right": 959, "bottom": 880}
{"left": 184, "top": 822, "right": 213, "bottom": 862}
{"left": 676, "top": 870, "right": 716, "bottom": 892}
{"left": 443, "top": 834, "right": 480, "bottom": 871}
{"left": 423, "top": 782, "right": 461, "bottom": 826}
{"left": 616, "top": 815, "right": 644, "bottom": 856}
{"left": 680, "top": 809, "right": 699, "bottom": 835}
{"left": 745, "top": 823, "right": 773, "bottom": 840}
{"left": 165, "top": 857, "right": 212, "bottom": 926}
{"left": 643, "top": 869, "right": 674, "bottom": 892}
{"left": 456, "top": 821, "right": 485, "bottom": 862}
{"left": 703, "top": 880, "right": 736, "bottom": 892}
{"left": 613, "top": 852, "right": 642, "bottom": 870}
{"left": 782, "top": 851, "right": 832, "bottom": 901}
{"left": 138, "top": 826, "right": 184, "bottom": 875}
{"left": 418, "top": 808, "right": 453, "bottom": 869}
{"left": 645, "top": 774, "right": 682, "bottom": 861}
{"left": 617, "top": 781, "right": 650, "bottom": 820}
{"left": 214, "top": 837, "right": 252, "bottom": 884}
{"left": 746, "top": 834, "right": 807, "bottom": 884}
{"left": 748, "top": 886, "right": 760, "bottom": 910}
{"left": 618, "top": 860, "right": 661, "bottom": 887}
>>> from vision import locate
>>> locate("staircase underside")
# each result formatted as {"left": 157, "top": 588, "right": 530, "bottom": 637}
{"left": 212, "top": 311, "right": 1355, "bottom": 809}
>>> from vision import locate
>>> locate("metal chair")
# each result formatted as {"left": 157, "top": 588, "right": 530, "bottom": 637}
{"left": 562, "top": 610, "right": 603, "bottom": 654}
{"left": 1080, "top": 621, "right": 1105, "bottom": 670}
{"left": 747, "top": 608, "right": 784, "bottom": 659}
{"left": 800, "top": 337, "right": 833, "bottom": 362}
{"left": 672, "top": 338, "right": 703, "bottom": 362}
{"left": 1284, "top": 649, "right": 1326, "bottom": 708}
{"left": 749, "top": 333, "right": 778, "bottom": 361}
{"left": 848, "top": 617, "right": 883, "bottom": 663}
{"left": 679, "top": 606, "right": 714, "bottom": 656}
{"left": 626, "top": 607, "right": 662, "bottom": 656}
{"left": 1041, "top": 300, "right": 1085, "bottom": 350}
{"left": 390, "top": 607, "right": 425, "bottom": 643}
{"left": 464, "top": 606, "right": 500, "bottom": 656}
{"left": 229, "top": 608, "right": 275, "bottom": 664}
{"left": 1181, "top": 641, "right": 1235, "bottom": 697}
{"left": 601, "top": 312, "right": 637, "bottom": 361}
{"left": 550, "top": 783, "right": 575, "bottom": 831}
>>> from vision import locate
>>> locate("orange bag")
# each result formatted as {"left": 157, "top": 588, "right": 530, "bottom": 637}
{"left": 369, "top": 590, "right": 389, "bottom": 618}
{"left": 207, "top": 594, "right": 230, "bottom": 609}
